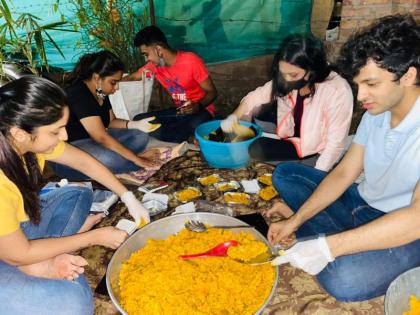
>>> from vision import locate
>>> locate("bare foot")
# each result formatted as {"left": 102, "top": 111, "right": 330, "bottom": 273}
{"left": 138, "top": 148, "right": 161, "bottom": 161}
{"left": 263, "top": 201, "right": 294, "bottom": 220}
{"left": 19, "top": 254, "right": 88, "bottom": 280}
{"left": 77, "top": 213, "right": 104, "bottom": 233}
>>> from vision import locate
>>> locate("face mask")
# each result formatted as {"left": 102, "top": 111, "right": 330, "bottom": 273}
{"left": 155, "top": 48, "right": 165, "bottom": 67}
{"left": 283, "top": 76, "right": 308, "bottom": 94}
{"left": 159, "top": 56, "right": 165, "bottom": 67}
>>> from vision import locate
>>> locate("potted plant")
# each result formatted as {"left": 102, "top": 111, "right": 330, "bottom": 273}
{"left": 0, "top": 0, "right": 75, "bottom": 84}
{"left": 69, "top": 0, "right": 149, "bottom": 72}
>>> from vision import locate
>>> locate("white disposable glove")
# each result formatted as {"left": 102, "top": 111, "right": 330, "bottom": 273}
{"left": 271, "top": 236, "right": 334, "bottom": 275}
{"left": 127, "top": 117, "right": 161, "bottom": 133}
{"left": 220, "top": 114, "right": 238, "bottom": 133}
{"left": 120, "top": 191, "right": 150, "bottom": 225}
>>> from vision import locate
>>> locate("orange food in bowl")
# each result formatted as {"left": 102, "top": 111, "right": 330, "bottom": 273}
{"left": 197, "top": 174, "right": 221, "bottom": 186}
{"left": 259, "top": 186, "right": 278, "bottom": 201}
{"left": 258, "top": 174, "right": 272, "bottom": 186}
{"left": 227, "top": 240, "right": 268, "bottom": 262}
{"left": 119, "top": 228, "right": 275, "bottom": 315}
{"left": 175, "top": 187, "right": 202, "bottom": 203}
{"left": 224, "top": 192, "right": 250, "bottom": 205}
{"left": 215, "top": 181, "right": 240, "bottom": 192}
{"left": 404, "top": 295, "right": 420, "bottom": 315}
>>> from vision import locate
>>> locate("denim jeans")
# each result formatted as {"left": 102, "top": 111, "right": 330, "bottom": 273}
{"left": 50, "top": 128, "right": 149, "bottom": 180}
{"left": 272, "top": 162, "right": 420, "bottom": 301}
{"left": 0, "top": 186, "right": 94, "bottom": 315}
{"left": 134, "top": 108, "right": 213, "bottom": 143}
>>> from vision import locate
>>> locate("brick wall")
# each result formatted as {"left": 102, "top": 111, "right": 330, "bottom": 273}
{"left": 340, "top": 0, "right": 419, "bottom": 43}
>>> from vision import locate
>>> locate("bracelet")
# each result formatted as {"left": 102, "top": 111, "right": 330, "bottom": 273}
{"left": 126, "top": 120, "right": 129, "bottom": 129}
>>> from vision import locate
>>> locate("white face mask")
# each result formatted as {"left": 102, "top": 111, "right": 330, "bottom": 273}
{"left": 155, "top": 48, "right": 165, "bottom": 67}
{"left": 159, "top": 56, "right": 165, "bottom": 67}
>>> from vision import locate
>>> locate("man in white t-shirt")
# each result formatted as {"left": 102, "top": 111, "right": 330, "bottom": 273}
{"left": 265, "top": 14, "right": 420, "bottom": 301}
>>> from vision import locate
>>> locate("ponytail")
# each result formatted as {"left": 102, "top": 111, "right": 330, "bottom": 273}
{"left": 71, "top": 50, "right": 125, "bottom": 82}
{"left": 71, "top": 53, "right": 99, "bottom": 82}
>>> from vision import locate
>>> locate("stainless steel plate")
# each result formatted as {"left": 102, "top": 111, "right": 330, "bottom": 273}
{"left": 106, "top": 212, "right": 279, "bottom": 315}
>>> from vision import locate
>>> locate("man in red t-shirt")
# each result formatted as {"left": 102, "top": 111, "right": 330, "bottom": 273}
{"left": 123, "top": 26, "right": 217, "bottom": 143}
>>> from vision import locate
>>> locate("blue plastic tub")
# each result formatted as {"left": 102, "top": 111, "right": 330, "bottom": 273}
{"left": 195, "top": 120, "right": 262, "bottom": 169}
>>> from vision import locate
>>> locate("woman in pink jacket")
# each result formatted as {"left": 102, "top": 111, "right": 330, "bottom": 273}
{"left": 221, "top": 34, "right": 353, "bottom": 171}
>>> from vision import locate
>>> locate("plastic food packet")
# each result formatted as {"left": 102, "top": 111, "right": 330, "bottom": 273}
{"left": 195, "top": 200, "right": 236, "bottom": 216}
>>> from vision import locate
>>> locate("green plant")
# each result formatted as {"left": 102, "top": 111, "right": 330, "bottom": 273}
{"left": 0, "top": 0, "right": 75, "bottom": 75}
{"left": 70, "top": 0, "right": 149, "bottom": 72}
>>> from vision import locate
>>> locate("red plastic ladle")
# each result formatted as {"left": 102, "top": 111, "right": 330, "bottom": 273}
{"left": 179, "top": 240, "right": 239, "bottom": 260}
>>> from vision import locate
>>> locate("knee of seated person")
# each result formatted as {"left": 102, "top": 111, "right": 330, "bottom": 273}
{"left": 126, "top": 128, "right": 150, "bottom": 142}
{"left": 1, "top": 276, "right": 94, "bottom": 315}
{"left": 273, "top": 162, "right": 306, "bottom": 178}
{"left": 126, "top": 128, "right": 148, "bottom": 137}
{"left": 50, "top": 279, "right": 94, "bottom": 315}
{"left": 272, "top": 162, "right": 305, "bottom": 191}
{"left": 60, "top": 185, "right": 93, "bottom": 204}
{"left": 317, "top": 265, "right": 370, "bottom": 302}
{"left": 61, "top": 185, "right": 93, "bottom": 197}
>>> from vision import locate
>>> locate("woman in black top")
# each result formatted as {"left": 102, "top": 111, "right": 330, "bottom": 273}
{"left": 51, "top": 51, "right": 161, "bottom": 180}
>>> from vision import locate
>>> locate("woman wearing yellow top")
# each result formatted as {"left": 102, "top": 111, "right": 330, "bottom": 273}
{"left": 0, "top": 77, "right": 150, "bottom": 314}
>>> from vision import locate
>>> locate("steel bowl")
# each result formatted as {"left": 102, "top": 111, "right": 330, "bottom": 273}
{"left": 385, "top": 266, "right": 420, "bottom": 315}
{"left": 106, "top": 212, "right": 279, "bottom": 314}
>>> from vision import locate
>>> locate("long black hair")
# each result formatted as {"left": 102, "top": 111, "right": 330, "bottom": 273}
{"left": 71, "top": 50, "right": 125, "bottom": 82}
{"left": 271, "top": 34, "right": 331, "bottom": 100}
{"left": 0, "top": 76, "right": 67, "bottom": 224}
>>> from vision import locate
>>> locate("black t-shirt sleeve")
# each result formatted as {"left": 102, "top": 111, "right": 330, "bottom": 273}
{"left": 66, "top": 81, "right": 112, "bottom": 142}
{"left": 67, "top": 82, "right": 103, "bottom": 120}
{"left": 103, "top": 97, "right": 112, "bottom": 112}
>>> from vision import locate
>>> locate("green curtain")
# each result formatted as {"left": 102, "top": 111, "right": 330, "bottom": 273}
{"left": 7, "top": 0, "right": 312, "bottom": 69}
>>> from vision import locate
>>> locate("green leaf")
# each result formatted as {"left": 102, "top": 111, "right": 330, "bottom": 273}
{"left": 44, "top": 31, "right": 65, "bottom": 59}
{"left": 34, "top": 31, "right": 48, "bottom": 70}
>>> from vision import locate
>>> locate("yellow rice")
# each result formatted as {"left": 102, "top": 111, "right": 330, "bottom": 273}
{"left": 404, "top": 295, "right": 420, "bottom": 315}
{"left": 119, "top": 228, "right": 275, "bottom": 315}
{"left": 227, "top": 240, "right": 268, "bottom": 262}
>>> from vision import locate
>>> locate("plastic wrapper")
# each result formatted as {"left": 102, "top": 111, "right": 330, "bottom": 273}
{"left": 195, "top": 200, "right": 235, "bottom": 216}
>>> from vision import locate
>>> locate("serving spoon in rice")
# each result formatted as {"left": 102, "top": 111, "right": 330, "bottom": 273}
{"left": 179, "top": 239, "right": 285, "bottom": 265}
{"left": 185, "top": 220, "right": 253, "bottom": 233}
{"left": 179, "top": 240, "right": 239, "bottom": 260}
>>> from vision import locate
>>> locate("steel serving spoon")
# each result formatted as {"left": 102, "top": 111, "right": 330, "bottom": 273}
{"left": 184, "top": 220, "right": 253, "bottom": 233}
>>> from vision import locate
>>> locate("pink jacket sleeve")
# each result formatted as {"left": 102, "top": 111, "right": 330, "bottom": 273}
{"left": 240, "top": 81, "right": 273, "bottom": 119}
{"left": 315, "top": 84, "right": 353, "bottom": 171}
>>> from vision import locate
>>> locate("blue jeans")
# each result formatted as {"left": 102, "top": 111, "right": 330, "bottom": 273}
{"left": 50, "top": 128, "right": 149, "bottom": 180}
{"left": 272, "top": 163, "right": 420, "bottom": 301}
{"left": 134, "top": 108, "right": 213, "bottom": 143}
{"left": 0, "top": 186, "right": 94, "bottom": 315}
